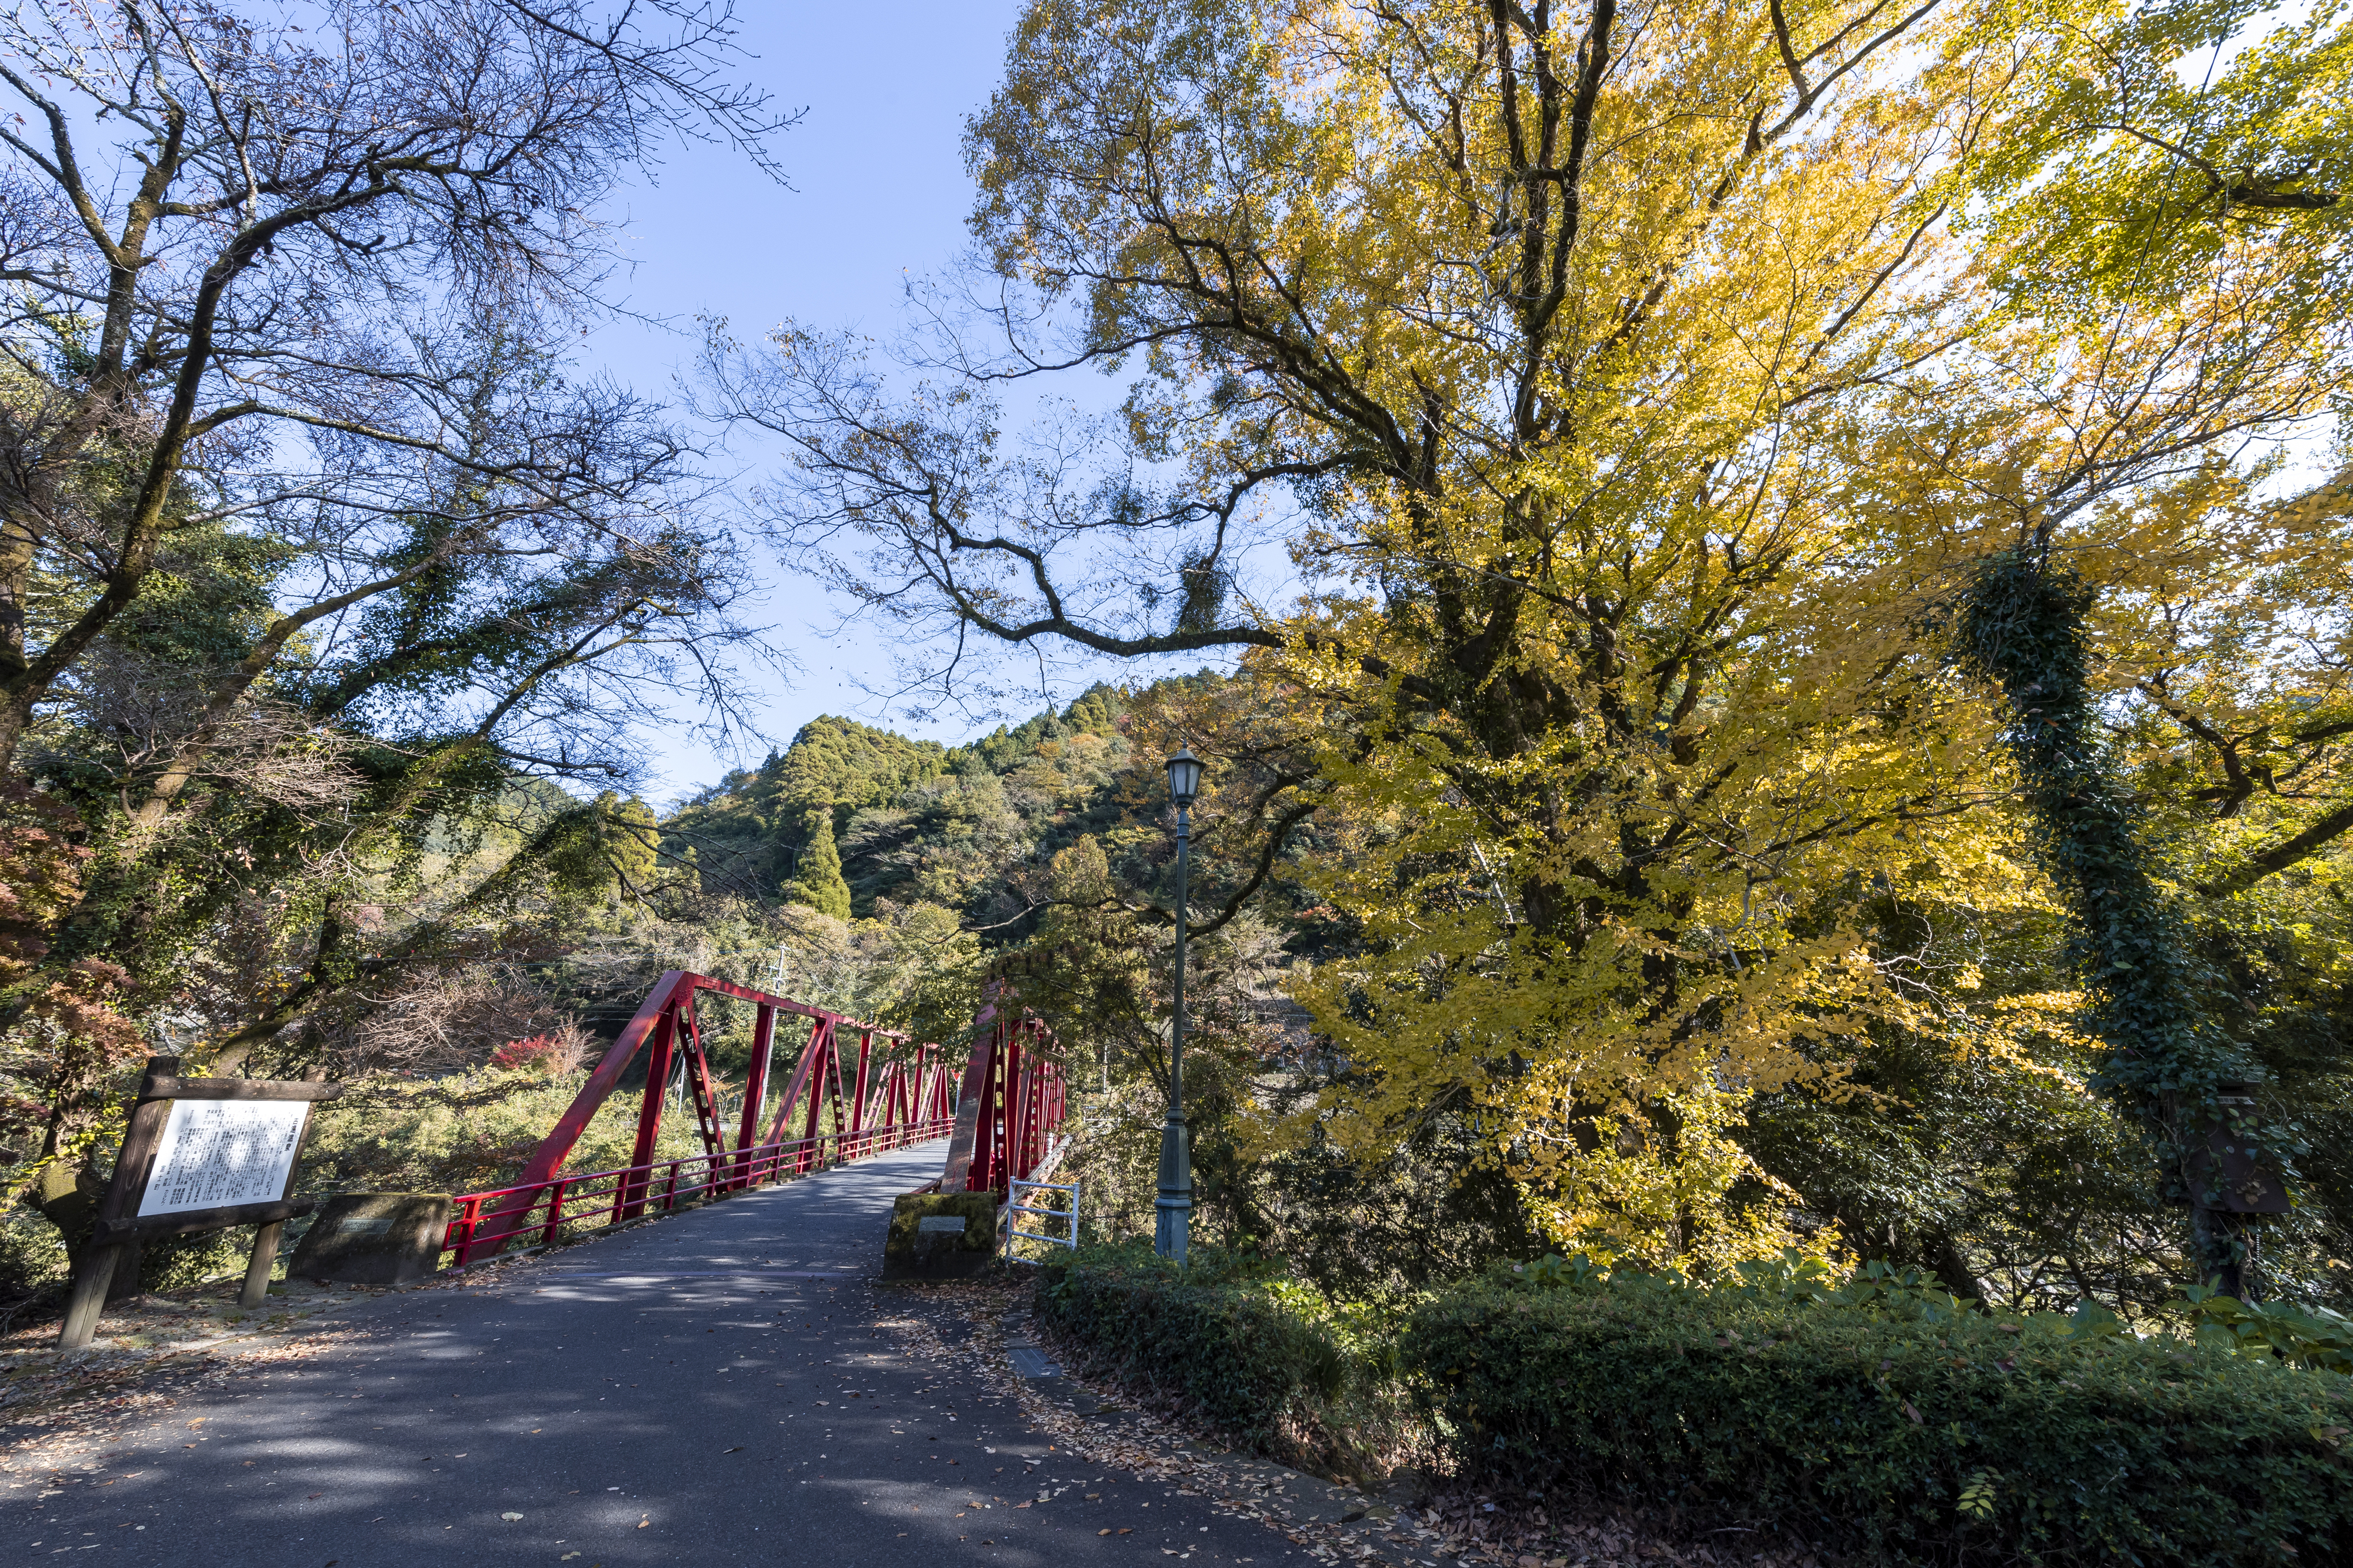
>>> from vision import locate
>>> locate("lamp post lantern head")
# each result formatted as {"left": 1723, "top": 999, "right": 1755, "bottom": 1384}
{"left": 1166, "top": 747, "right": 1203, "bottom": 809}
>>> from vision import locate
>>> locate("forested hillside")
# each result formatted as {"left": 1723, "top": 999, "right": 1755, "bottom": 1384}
{"left": 666, "top": 684, "right": 1134, "bottom": 923}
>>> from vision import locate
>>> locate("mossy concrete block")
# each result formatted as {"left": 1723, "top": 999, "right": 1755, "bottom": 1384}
{"left": 882, "top": 1192, "right": 999, "bottom": 1280}
{"left": 288, "top": 1192, "right": 451, "bottom": 1286}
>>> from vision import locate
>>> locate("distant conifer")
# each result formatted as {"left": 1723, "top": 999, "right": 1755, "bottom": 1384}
{"left": 784, "top": 808, "right": 852, "bottom": 919}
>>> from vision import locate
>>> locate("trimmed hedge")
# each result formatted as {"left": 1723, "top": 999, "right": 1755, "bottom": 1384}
{"left": 1401, "top": 1278, "right": 2353, "bottom": 1566}
{"left": 1034, "top": 1243, "right": 1356, "bottom": 1447}
{"left": 1038, "top": 1246, "right": 2353, "bottom": 1563}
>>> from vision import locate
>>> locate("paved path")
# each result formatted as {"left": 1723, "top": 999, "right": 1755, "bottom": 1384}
{"left": 8, "top": 1143, "right": 1295, "bottom": 1567}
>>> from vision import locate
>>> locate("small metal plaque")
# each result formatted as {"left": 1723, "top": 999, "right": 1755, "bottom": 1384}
{"left": 917, "top": 1216, "right": 968, "bottom": 1235}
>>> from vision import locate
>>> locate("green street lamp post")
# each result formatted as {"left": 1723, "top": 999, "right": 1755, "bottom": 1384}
{"left": 1156, "top": 746, "right": 1204, "bottom": 1263}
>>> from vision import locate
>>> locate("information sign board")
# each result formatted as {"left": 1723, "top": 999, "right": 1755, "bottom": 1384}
{"left": 136, "top": 1100, "right": 311, "bottom": 1217}
{"left": 56, "top": 1056, "right": 341, "bottom": 1350}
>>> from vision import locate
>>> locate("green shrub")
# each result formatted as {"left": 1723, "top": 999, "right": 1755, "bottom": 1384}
{"left": 1034, "top": 1241, "right": 1366, "bottom": 1448}
{"left": 1401, "top": 1267, "right": 2353, "bottom": 1566}
{"left": 2182, "top": 1283, "right": 2353, "bottom": 1373}
{"left": 0, "top": 1205, "right": 68, "bottom": 1302}
{"left": 134, "top": 1228, "right": 253, "bottom": 1293}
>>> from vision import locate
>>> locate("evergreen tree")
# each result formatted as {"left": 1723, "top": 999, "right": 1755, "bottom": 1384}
{"left": 784, "top": 810, "right": 852, "bottom": 919}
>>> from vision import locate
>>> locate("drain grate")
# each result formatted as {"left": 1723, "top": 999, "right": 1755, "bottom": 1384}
{"left": 1009, "top": 1345, "right": 1062, "bottom": 1379}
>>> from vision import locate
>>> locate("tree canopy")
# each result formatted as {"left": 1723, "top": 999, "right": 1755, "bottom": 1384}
{"left": 707, "top": 0, "right": 2353, "bottom": 1289}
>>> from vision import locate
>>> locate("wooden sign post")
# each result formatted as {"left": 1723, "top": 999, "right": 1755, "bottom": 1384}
{"left": 58, "top": 1056, "right": 341, "bottom": 1350}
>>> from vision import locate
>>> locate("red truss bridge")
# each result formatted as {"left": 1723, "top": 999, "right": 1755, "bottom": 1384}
{"left": 439, "top": 972, "right": 1066, "bottom": 1267}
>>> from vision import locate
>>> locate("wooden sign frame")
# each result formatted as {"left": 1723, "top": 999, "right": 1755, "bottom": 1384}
{"left": 58, "top": 1055, "right": 341, "bottom": 1350}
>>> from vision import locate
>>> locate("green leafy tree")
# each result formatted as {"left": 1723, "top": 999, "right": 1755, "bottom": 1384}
{"left": 0, "top": 0, "right": 785, "bottom": 773}
{"left": 542, "top": 793, "right": 662, "bottom": 904}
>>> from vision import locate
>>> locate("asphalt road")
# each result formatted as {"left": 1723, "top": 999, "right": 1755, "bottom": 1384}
{"left": 13, "top": 1142, "right": 1292, "bottom": 1567}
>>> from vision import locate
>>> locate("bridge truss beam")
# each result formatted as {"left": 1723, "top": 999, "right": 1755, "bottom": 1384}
{"left": 447, "top": 960, "right": 1059, "bottom": 1262}
{"left": 462, "top": 970, "right": 962, "bottom": 1259}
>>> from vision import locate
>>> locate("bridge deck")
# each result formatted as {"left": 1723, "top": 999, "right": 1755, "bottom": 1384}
{"left": 14, "top": 1140, "right": 1282, "bottom": 1564}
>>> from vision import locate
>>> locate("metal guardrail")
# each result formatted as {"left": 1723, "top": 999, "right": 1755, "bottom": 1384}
{"left": 1003, "top": 1177, "right": 1081, "bottom": 1260}
{"left": 441, "top": 1116, "right": 956, "bottom": 1267}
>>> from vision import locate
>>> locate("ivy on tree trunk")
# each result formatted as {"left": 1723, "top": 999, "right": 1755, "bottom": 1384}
{"left": 1955, "top": 548, "right": 2279, "bottom": 1296}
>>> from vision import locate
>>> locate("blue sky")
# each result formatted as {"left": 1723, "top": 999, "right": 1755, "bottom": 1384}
{"left": 582, "top": 1, "right": 1165, "bottom": 803}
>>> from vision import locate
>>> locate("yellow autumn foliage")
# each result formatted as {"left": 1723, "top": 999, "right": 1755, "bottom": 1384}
{"left": 759, "top": 0, "right": 2352, "bottom": 1269}
{"left": 975, "top": 0, "right": 2344, "bottom": 1265}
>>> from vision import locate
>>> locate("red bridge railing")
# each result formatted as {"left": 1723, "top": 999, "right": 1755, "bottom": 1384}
{"left": 441, "top": 1117, "right": 955, "bottom": 1267}
{"left": 439, "top": 970, "right": 1069, "bottom": 1269}
{"left": 936, "top": 990, "right": 1065, "bottom": 1197}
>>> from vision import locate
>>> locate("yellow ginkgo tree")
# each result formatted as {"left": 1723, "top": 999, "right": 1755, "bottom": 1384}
{"left": 719, "top": 0, "right": 2351, "bottom": 1272}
